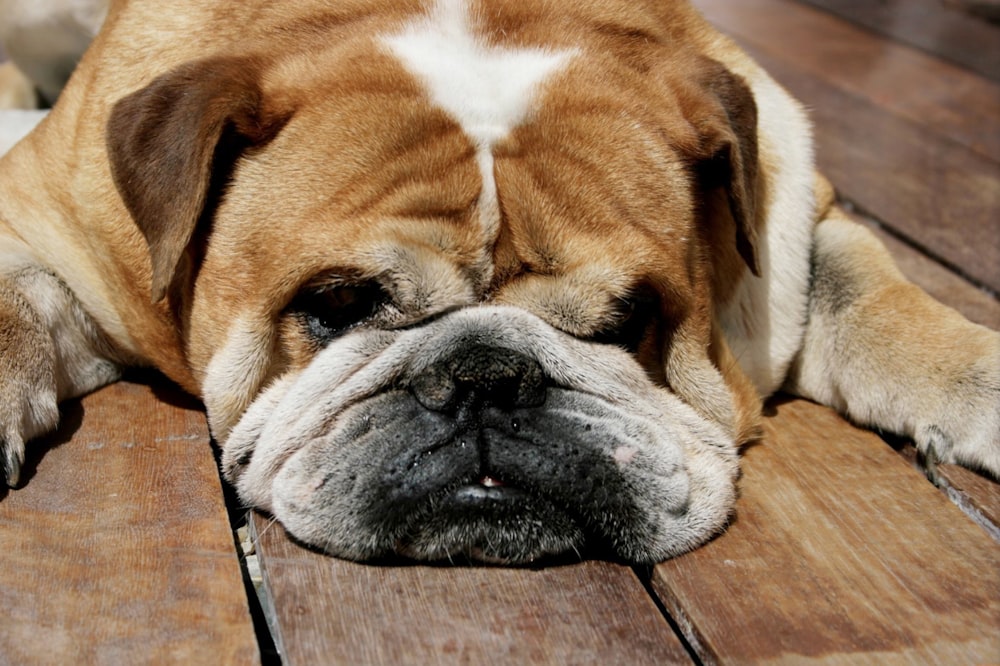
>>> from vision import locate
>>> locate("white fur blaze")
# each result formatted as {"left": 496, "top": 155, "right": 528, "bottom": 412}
{"left": 383, "top": 0, "right": 576, "bottom": 245}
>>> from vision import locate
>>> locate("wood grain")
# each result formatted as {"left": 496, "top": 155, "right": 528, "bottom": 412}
{"left": 649, "top": 399, "right": 1000, "bottom": 664}
{"left": 0, "top": 377, "right": 260, "bottom": 665}
{"left": 894, "top": 442, "right": 1000, "bottom": 542}
{"left": 251, "top": 515, "right": 691, "bottom": 666}
{"left": 697, "top": 0, "right": 1000, "bottom": 162}
{"left": 694, "top": 0, "right": 1000, "bottom": 293}
{"left": 797, "top": 0, "right": 1000, "bottom": 82}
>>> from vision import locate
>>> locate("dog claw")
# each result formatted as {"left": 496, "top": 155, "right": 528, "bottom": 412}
{"left": 918, "top": 441, "right": 942, "bottom": 487}
{"left": 2, "top": 441, "right": 23, "bottom": 488}
{"left": 915, "top": 424, "right": 953, "bottom": 488}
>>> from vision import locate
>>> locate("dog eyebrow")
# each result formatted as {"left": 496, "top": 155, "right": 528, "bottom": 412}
{"left": 492, "top": 266, "right": 645, "bottom": 338}
{"left": 296, "top": 268, "right": 377, "bottom": 291}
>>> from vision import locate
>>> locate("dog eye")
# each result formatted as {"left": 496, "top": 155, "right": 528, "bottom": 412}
{"left": 592, "top": 288, "right": 659, "bottom": 354}
{"left": 292, "top": 282, "right": 386, "bottom": 341}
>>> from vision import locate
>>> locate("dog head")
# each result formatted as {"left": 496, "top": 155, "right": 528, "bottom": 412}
{"left": 106, "top": 3, "right": 763, "bottom": 564}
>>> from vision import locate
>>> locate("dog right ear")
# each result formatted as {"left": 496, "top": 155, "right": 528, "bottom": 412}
{"left": 107, "top": 56, "right": 291, "bottom": 302}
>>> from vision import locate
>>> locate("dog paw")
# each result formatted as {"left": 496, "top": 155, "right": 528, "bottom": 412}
{"left": 0, "top": 278, "right": 60, "bottom": 488}
{"left": 913, "top": 355, "right": 1000, "bottom": 482}
{"left": 0, "top": 377, "right": 59, "bottom": 488}
{"left": 1, "top": 431, "right": 25, "bottom": 487}
{"left": 0, "top": 401, "right": 59, "bottom": 488}
{"left": 914, "top": 419, "right": 999, "bottom": 483}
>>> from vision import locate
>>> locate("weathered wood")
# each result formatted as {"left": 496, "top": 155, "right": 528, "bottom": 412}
{"left": 797, "top": 0, "right": 1000, "bottom": 82}
{"left": 0, "top": 377, "right": 260, "bottom": 665}
{"left": 694, "top": 0, "right": 1000, "bottom": 293}
{"left": 893, "top": 442, "right": 1000, "bottom": 542}
{"left": 649, "top": 399, "right": 1000, "bottom": 664}
{"left": 251, "top": 515, "right": 691, "bottom": 665}
{"left": 697, "top": 0, "right": 1000, "bottom": 162}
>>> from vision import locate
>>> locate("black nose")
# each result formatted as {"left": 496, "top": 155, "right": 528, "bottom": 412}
{"left": 411, "top": 344, "right": 547, "bottom": 413}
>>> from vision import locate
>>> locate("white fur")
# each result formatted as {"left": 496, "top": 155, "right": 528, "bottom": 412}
{"left": 11, "top": 268, "right": 121, "bottom": 402}
{"left": 717, "top": 73, "right": 816, "bottom": 396}
{"left": 384, "top": 0, "right": 575, "bottom": 257}
{"left": 202, "top": 316, "right": 278, "bottom": 441}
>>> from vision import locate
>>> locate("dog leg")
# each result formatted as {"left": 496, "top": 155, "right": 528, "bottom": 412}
{"left": 786, "top": 208, "right": 1000, "bottom": 479}
{"left": 0, "top": 264, "right": 121, "bottom": 485}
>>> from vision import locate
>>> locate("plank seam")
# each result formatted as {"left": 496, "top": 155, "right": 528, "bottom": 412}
{"left": 246, "top": 512, "right": 288, "bottom": 663}
{"left": 838, "top": 198, "right": 999, "bottom": 300}
{"left": 940, "top": 481, "right": 1000, "bottom": 542}
{"left": 635, "top": 566, "right": 710, "bottom": 666}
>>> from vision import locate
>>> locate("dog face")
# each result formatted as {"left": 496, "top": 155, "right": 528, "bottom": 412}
{"left": 106, "top": 2, "right": 763, "bottom": 563}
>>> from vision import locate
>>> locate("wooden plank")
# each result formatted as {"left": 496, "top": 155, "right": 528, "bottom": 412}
{"left": 693, "top": 0, "right": 1000, "bottom": 293}
{"left": 796, "top": 0, "right": 1000, "bottom": 82}
{"left": 696, "top": 0, "right": 1000, "bottom": 162}
{"left": 749, "top": 0, "right": 1000, "bottom": 560}
{"left": 0, "top": 376, "right": 260, "bottom": 665}
{"left": 251, "top": 515, "right": 692, "bottom": 665}
{"left": 648, "top": 399, "right": 1000, "bottom": 664}
{"left": 893, "top": 442, "right": 1000, "bottom": 542}
{"left": 933, "top": 464, "right": 1000, "bottom": 540}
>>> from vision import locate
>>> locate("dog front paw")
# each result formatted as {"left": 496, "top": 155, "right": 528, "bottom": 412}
{"left": 0, "top": 279, "right": 60, "bottom": 487}
{"left": 0, "top": 376, "right": 59, "bottom": 488}
{"left": 913, "top": 352, "right": 1000, "bottom": 482}
{"left": 1, "top": 431, "right": 26, "bottom": 487}
{"left": 915, "top": 417, "right": 1000, "bottom": 484}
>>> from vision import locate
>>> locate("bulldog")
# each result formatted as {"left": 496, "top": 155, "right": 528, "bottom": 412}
{"left": 0, "top": 0, "right": 997, "bottom": 565}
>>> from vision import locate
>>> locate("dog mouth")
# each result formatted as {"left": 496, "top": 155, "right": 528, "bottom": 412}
{"left": 254, "top": 372, "right": 705, "bottom": 565}
{"left": 392, "top": 472, "right": 587, "bottom": 565}
{"left": 357, "top": 381, "right": 673, "bottom": 563}
{"left": 259, "top": 385, "right": 664, "bottom": 564}
{"left": 453, "top": 474, "right": 521, "bottom": 501}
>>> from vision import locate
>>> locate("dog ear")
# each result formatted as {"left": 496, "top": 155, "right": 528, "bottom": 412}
{"left": 691, "top": 60, "right": 761, "bottom": 276}
{"left": 107, "top": 56, "right": 290, "bottom": 302}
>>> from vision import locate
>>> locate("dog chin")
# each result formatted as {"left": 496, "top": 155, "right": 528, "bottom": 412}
{"left": 393, "top": 494, "right": 586, "bottom": 565}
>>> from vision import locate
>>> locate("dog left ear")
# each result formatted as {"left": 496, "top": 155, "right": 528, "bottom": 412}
{"left": 692, "top": 60, "right": 761, "bottom": 276}
{"left": 107, "top": 56, "right": 291, "bottom": 302}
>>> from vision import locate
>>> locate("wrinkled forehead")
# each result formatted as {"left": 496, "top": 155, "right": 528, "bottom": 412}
{"left": 231, "top": 0, "right": 695, "bottom": 316}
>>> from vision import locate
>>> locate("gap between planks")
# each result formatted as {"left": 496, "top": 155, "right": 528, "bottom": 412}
{"left": 249, "top": 513, "right": 694, "bottom": 665}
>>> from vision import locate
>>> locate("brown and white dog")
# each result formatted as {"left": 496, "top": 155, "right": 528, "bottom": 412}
{"left": 0, "top": 0, "right": 997, "bottom": 564}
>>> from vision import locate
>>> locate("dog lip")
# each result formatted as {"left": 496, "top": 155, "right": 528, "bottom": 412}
{"left": 450, "top": 481, "right": 526, "bottom": 504}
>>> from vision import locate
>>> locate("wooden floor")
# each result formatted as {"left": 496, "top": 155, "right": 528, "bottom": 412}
{"left": 2, "top": 1, "right": 998, "bottom": 663}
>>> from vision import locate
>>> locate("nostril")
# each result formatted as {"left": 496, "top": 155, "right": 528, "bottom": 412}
{"left": 410, "top": 344, "right": 549, "bottom": 413}
{"left": 411, "top": 365, "right": 456, "bottom": 411}
{"left": 513, "top": 360, "right": 546, "bottom": 408}
{"left": 453, "top": 345, "right": 547, "bottom": 409}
